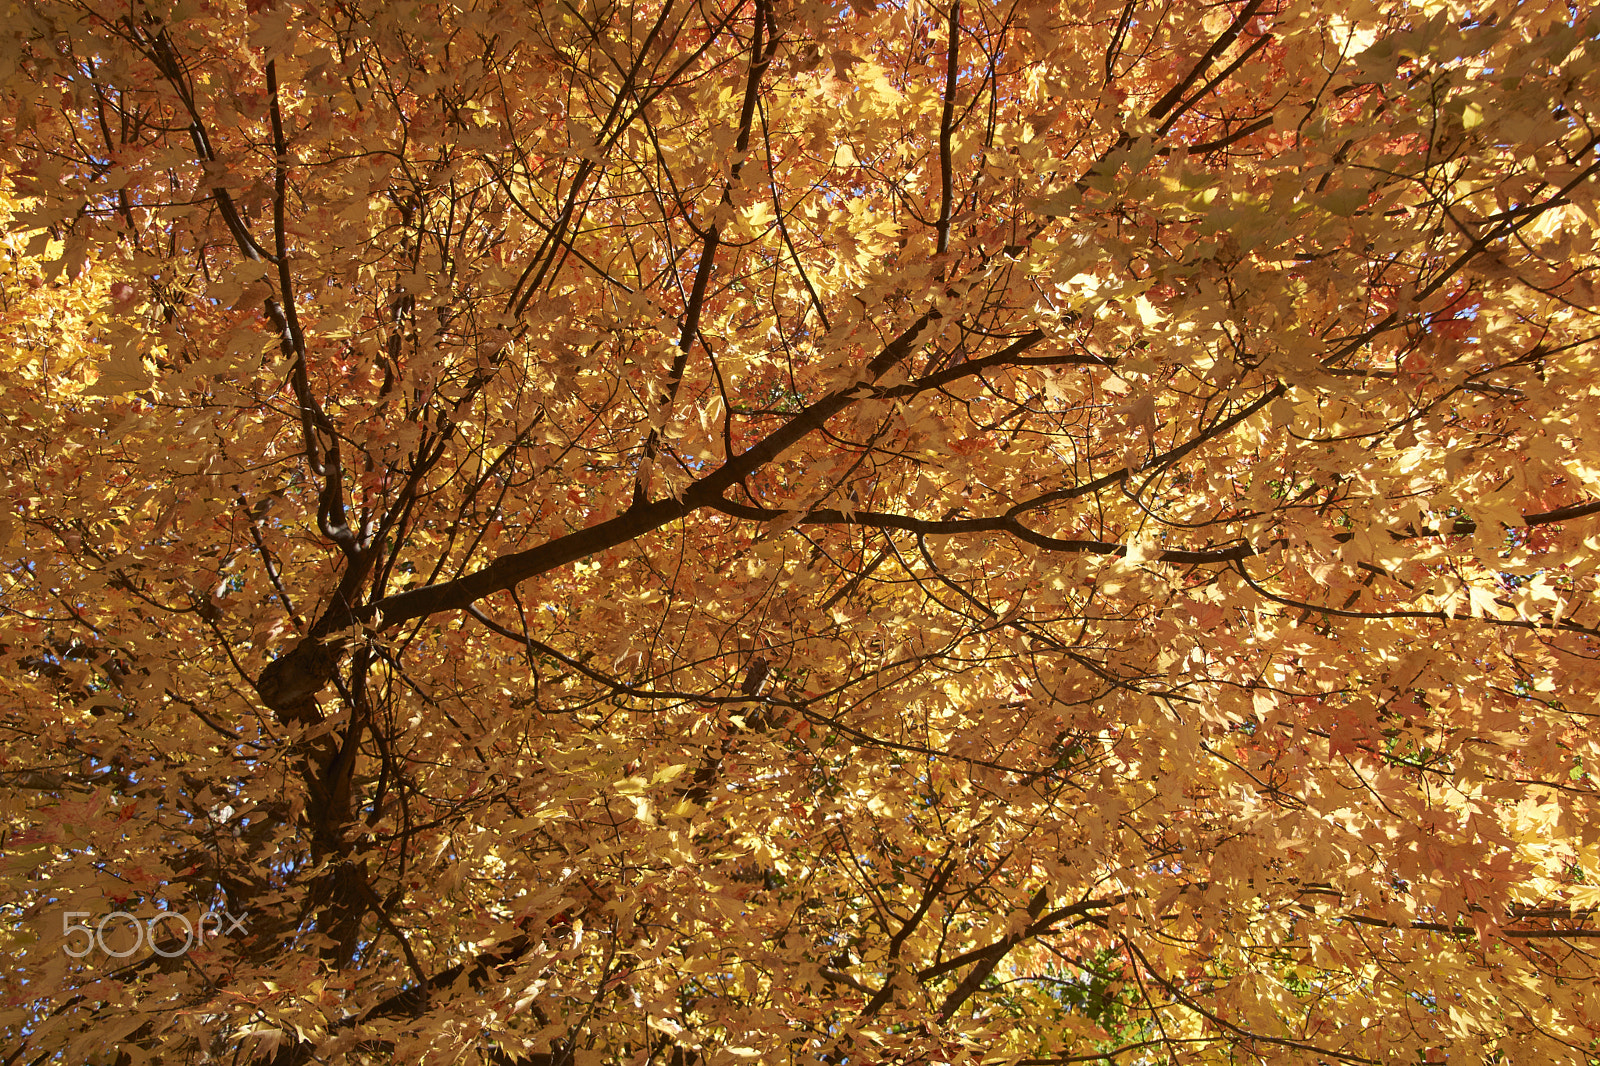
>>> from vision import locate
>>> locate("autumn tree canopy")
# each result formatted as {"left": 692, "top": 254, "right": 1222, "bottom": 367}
{"left": 3, "top": 0, "right": 1600, "bottom": 1061}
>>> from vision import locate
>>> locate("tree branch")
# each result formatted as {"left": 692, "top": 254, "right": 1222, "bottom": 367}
{"left": 936, "top": 0, "right": 961, "bottom": 256}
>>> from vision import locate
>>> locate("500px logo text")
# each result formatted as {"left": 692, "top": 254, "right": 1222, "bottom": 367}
{"left": 61, "top": 907, "right": 248, "bottom": 958}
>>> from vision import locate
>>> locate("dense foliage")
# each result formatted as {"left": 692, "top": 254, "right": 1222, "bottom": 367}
{"left": 3, "top": 0, "right": 1599, "bottom": 1062}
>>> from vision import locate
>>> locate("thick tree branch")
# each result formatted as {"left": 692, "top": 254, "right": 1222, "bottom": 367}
{"left": 1145, "top": 0, "right": 1267, "bottom": 123}
{"left": 936, "top": 0, "right": 961, "bottom": 256}
{"left": 707, "top": 497, "right": 1261, "bottom": 564}
{"left": 266, "top": 59, "right": 357, "bottom": 560}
